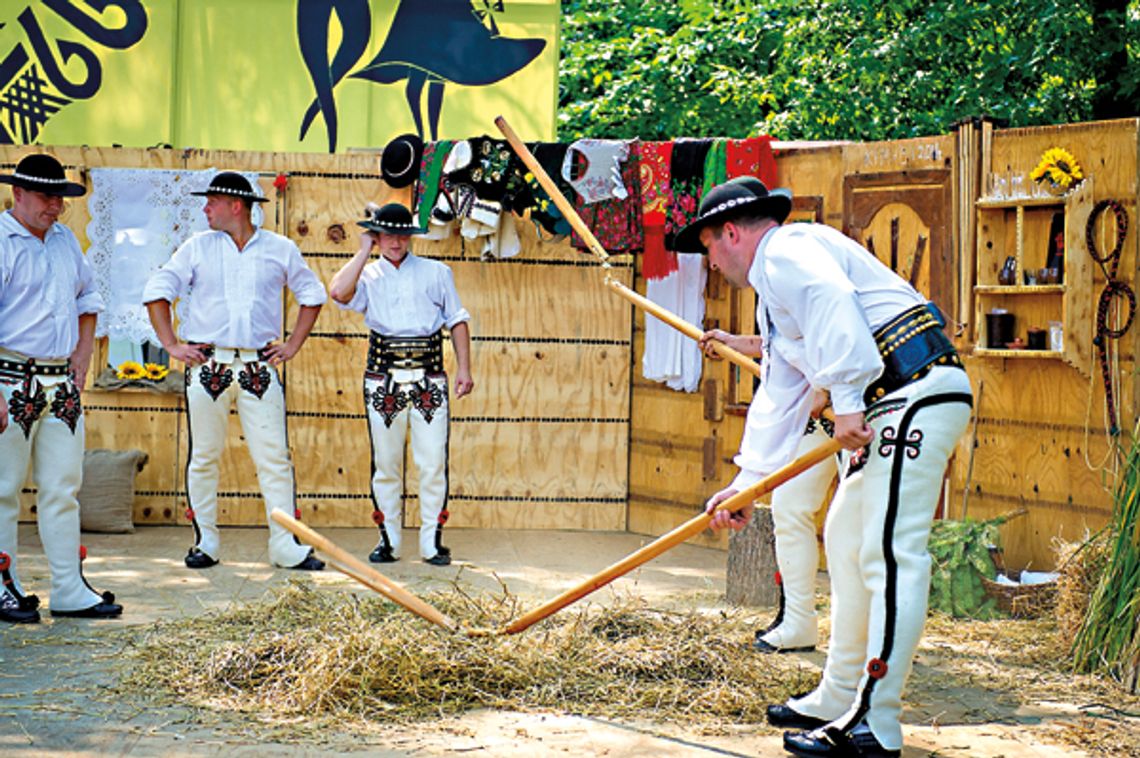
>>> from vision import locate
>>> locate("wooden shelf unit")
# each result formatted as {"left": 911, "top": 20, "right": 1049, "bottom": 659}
{"left": 972, "top": 176, "right": 1094, "bottom": 374}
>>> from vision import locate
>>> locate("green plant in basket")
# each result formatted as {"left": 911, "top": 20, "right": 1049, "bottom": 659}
{"left": 928, "top": 515, "right": 1010, "bottom": 619}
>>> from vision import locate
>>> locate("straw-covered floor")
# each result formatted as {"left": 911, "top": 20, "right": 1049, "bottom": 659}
{"left": 121, "top": 579, "right": 816, "bottom": 734}
{"left": 115, "top": 561, "right": 1140, "bottom": 754}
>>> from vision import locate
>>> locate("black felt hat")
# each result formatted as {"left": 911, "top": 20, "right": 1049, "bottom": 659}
{"left": 0, "top": 154, "right": 86, "bottom": 197}
{"left": 380, "top": 134, "right": 423, "bottom": 188}
{"left": 358, "top": 202, "right": 426, "bottom": 235}
{"left": 190, "top": 171, "right": 268, "bottom": 202}
{"left": 674, "top": 178, "right": 793, "bottom": 253}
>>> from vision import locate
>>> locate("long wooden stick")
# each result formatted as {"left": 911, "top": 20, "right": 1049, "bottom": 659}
{"left": 495, "top": 115, "right": 610, "bottom": 264}
{"left": 494, "top": 115, "right": 760, "bottom": 377}
{"left": 270, "top": 511, "right": 458, "bottom": 632}
{"left": 503, "top": 436, "right": 844, "bottom": 634}
{"left": 603, "top": 277, "right": 762, "bottom": 378}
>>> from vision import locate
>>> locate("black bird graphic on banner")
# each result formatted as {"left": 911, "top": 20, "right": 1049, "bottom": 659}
{"left": 297, "top": 0, "right": 546, "bottom": 152}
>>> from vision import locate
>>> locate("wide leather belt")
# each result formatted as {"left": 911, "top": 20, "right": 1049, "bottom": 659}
{"left": 198, "top": 345, "right": 272, "bottom": 364}
{"left": 367, "top": 330, "right": 443, "bottom": 374}
{"left": 0, "top": 356, "right": 70, "bottom": 382}
{"left": 863, "top": 303, "right": 962, "bottom": 405}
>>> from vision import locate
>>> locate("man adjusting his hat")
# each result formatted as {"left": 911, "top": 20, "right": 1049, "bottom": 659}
{"left": 329, "top": 202, "right": 473, "bottom": 566}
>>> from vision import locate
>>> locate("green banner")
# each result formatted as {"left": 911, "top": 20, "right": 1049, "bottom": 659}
{"left": 0, "top": 1, "right": 558, "bottom": 151}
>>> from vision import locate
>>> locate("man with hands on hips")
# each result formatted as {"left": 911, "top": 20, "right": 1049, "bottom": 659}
{"left": 144, "top": 171, "right": 326, "bottom": 572}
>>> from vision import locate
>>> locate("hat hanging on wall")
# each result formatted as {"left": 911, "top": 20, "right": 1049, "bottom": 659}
{"left": 380, "top": 134, "right": 424, "bottom": 188}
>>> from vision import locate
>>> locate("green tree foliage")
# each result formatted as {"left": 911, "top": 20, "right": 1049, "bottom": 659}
{"left": 559, "top": 0, "right": 1138, "bottom": 141}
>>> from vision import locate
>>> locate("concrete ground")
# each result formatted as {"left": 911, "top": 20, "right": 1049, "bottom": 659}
{"left": 0, "top": 525, "right": 1101, "bottom": 757}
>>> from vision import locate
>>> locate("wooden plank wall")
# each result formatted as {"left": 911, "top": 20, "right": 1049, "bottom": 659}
{"left": 5, "top": 146, "right": 630, "bottom": 533}
{"left": 951, "top": 119, "right": 1138, "bottom": 569}
{"left": 627, "top": 126, "right": 1132, "bottom": 572}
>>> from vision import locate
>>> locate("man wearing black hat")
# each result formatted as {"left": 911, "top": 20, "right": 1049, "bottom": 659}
{"left": 329, "top": 202, "right": 472, "bottom": 566}
{"left": 0, "top": 154, "right": 122, "bottom": 622}
{"left": 143, "top": 171, "right": 327, "bottom": 571}
{"left": 677, "top": 178, "right": 972, "bottom": 757}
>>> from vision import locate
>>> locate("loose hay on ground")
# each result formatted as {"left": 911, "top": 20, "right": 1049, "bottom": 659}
{"left": 120, "top": 581, "right": 816, "bottom": 730}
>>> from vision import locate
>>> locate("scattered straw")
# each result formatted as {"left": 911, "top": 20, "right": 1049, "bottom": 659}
{"left": 120, "top": 581, "right": 816, "bottom": 732}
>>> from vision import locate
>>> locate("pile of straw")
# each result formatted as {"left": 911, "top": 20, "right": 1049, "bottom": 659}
{"left": 122, "top": 581, "right": 815, "bottom": 728}
{"left": 1052, "top": 532, "right": 1110, "bottom": 646}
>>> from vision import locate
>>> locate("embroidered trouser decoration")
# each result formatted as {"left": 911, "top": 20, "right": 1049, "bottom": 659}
{"left": 8, "top": 376, "right": 47, "bottom": 439}
{"left": 50, "top": 381, "right": 83, "bottom": 433}
{"left": 238, "top": 361, "right": 272, "bottom": 399}
{"left": 183, "top": 358, "right": 309, "bottom": 568}
{"left": 365, "top": 372, "right": 450, "bottom": 560}
{"left": 410, "top": 378, "right": 444, "bottom": 423}
{"left": 198, "top": 360, "right": 234, "bottom": 401}
{"left": 790, "top": 367, "right": 971, "bottom": 751}
{"left": 367, "top": 375, "right": 407, "bottom": 429}
{"left": 0, "top": 377, "right": 103, "bottom": 611}
{"left": 0, "top": 551, "right": 40, "bottom": 615}
{"left": 76, "top": 545, "right": 116, "bottom": 607}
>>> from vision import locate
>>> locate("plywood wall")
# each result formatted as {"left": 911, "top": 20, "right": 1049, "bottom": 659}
{"left": 950, "top": 119, "right": 1138, "bottom": 569}
{"left": 628, "top": 124, "right": 1136, "bottom": 571}
{"left": 10, "top": 119, "right": 1137, "bottom": 567}
{"left": 5, "top": 145, "right": 630, "bottom": 534}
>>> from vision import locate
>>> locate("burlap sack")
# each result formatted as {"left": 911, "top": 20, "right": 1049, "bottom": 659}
{"left": 78, "top": 449, "right": 148, "bottom": 533}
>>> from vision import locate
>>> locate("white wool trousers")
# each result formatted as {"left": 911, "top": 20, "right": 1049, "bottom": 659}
{"left": 184, "top": 353, "right": 309, "bottom": 568}
{"left": 0, "top": 374, "right": 102, "bottom": 612}
{"left": 791, "top": 366, "right": 972, "bottom": 750}
{"left": 365, "top": 371, "right": 450, "bottom": 560}
{"left": 763, "top": 422, "right": 838, "bottom": 650}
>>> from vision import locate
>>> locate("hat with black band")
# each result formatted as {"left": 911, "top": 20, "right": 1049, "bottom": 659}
{"left": 190, "top": 171, "right": 268, "bottom": 202}
{"left": 0, "top": 154, "right": 86, "bottom": 197}
{"left": 673, "top": 178, "right": 793, "bottom": 253}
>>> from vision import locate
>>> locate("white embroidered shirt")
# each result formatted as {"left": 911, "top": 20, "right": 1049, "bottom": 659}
{"left": 0, "top": 211, "right": 104, "bottom": 360}
{"left": 338, "top": 252, "right": 470, "bottom": 336}
{"left": 142, "top": 228, "right": 327, "bottom": 348}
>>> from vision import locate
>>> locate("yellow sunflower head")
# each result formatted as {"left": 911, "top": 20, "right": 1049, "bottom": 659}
{"left": 116, "top": 361, "right": 146, "bottom": 380}
{"left": 144, "top": 363, "right": 170, "bottom": 380}
{"left": 1031, "top": 147, "right": 1083, "bottom": 190}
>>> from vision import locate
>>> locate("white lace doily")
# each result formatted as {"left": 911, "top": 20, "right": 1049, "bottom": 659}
{"left": 86, "top": 168, "right": 264, "bottom": 344}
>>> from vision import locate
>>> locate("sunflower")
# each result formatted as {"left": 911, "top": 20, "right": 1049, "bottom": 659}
{"left": 116, "top": 361, "right": 146, "bottom": 380}
{"left": 1029, "top": 147, "right": 1084, "bottom": 190}
{"left": 144, "top": 363, "right": 170, "bottom": 381}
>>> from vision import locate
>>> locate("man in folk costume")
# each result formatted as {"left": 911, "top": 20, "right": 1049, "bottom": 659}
{"left": 143, "top": 172, "right": 326, "bottom": 571}
{"left": 329, "top": 203, "right": 472, "bottom": 566}
{"left": 677, "top": 179, "right": 971, "bottom": 758}
{"left": 0, "top": 154, "right": 122, "bottom": 622}
{"left": 708, "top": 335, "right": 840, "bottom": 653}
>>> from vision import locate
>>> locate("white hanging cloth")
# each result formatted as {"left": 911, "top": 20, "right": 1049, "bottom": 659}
{"left": 641, "top": 252, "right": 706, "bottom": 392}
{"left": 86, "top": 168, "right": 264, "bottom": 345}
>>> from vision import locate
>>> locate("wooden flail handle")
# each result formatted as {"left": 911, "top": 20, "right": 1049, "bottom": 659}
{"left": 503, "top": 436, "right": 844, "bottom": 634}
{"left": 603, "top": 277, "right": 762, "bottom": 378}
{"left": 494, "top": 115, "right": 610, "bottom": 264}
{"left": 270, "top": 511, "right": 458, "bottom": 632}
